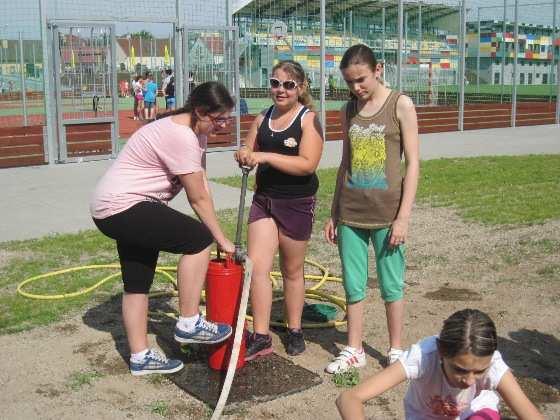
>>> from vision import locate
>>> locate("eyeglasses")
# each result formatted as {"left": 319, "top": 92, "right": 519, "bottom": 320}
{"left": 207, "top": 114, "right": 234, "bottom": 125}
{"left": 269, "top": 78, "right": 299, "bottom": 90}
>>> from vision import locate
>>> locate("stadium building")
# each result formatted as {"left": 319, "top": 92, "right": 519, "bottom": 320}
{"left": 232, "top": 0, "right": 463, "bottom": 101}
{"left": 466, "top": 20, "right": 560, "bottom": 85}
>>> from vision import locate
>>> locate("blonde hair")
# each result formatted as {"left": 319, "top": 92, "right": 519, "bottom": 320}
{"left": 271, "top": 60, "right": 314, "bottom": 110}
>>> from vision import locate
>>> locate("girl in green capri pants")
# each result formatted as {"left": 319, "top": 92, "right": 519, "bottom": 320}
{"left": 324, "top": 44, "right": 420, "bottom": 374}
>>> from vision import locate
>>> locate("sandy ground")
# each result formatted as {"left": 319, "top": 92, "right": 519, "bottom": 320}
{"left": 1, "top": 205, "right": 559, "bottom": 420}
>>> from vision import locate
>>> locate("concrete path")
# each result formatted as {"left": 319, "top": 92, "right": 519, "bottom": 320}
{"left": 1, "top": 124, "right": 558, "bottom": 242}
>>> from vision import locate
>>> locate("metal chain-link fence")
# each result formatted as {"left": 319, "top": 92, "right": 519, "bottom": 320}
{"left": 0, "top": 0, "right": 558, "bottom": 167}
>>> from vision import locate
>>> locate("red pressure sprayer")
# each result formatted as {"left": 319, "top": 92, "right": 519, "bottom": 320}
{"left": 206, "top": 166, "right": 252, "bottom": 371}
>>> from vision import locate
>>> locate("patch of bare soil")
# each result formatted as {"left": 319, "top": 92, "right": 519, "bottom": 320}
{"left": 1, "top": 205, "right": 559, "bottom": 419}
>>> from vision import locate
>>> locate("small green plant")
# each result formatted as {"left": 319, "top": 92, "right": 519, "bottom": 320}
{"left": 145, "top": 373, "right": 167, "bottom": 385}
{"left": 332, "top": 367, "right": 360, "bottom": 388}
{"left": 537, "top": 264, "right": 560, "bottom": 279}
{"left": 149, "top": 400, "right": 170, "bottom": 417}
{"left": 67, "top": 370, "right": 103, "bottom": 391}
{"left": 179, "top": 344, "right": 193, "bottom": 357}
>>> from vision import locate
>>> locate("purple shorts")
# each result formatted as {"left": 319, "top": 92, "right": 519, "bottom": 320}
{"left": 248, "top": 193, "right": 316, "bottom": 241}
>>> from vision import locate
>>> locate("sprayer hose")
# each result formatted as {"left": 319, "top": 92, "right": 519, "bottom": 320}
{"left": 16, "top": 257, "right": 347, "bottom": 329}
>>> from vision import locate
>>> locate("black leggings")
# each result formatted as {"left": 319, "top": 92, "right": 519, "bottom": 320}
{"left": 94, "top": 201, "right": 213, "bottom": 293}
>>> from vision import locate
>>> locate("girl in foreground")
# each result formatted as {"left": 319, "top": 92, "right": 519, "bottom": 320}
{"left": 336, "top": 309, "right": 543, "bottom": 420}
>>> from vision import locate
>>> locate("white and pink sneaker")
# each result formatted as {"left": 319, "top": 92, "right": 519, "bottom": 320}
{"left": 325, "top": 346, "right": 366, "bottom": 374}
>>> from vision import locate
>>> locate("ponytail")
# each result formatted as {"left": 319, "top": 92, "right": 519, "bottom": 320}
{"left": 298, "top": 79, "right": 314, "bottom": 110}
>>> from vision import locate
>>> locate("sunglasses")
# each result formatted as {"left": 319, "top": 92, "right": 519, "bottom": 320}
{"left": 269, "top": 78, "right": 299, "bottom": 90}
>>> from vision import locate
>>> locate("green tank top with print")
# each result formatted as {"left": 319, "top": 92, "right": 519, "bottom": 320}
{"left": 337, "top": 90, "right": 403, "bottom": 229}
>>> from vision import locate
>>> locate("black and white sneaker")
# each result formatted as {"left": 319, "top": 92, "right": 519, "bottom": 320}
{"left": 129, "top": 348, "right": 184, "bottom": 376}
{"left": 174, "top": 315, "right": 232, "bottom": 344}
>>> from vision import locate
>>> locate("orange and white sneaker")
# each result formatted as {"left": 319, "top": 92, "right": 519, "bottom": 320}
{"left": 325, "top": 346, "right": 366, "bottom": 374}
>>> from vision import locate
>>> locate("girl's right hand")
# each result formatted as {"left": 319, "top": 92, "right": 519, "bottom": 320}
{"left": 217, "top": 237, "right": 235, "bottom": 254}
{"left": 234, "top": 147, "right": 251, "bottom": 166}
{"left": 324, "top": 218, "right": 337, "bottom": 245}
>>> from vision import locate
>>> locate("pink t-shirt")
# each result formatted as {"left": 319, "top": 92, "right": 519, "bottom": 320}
{"left": 90, "top": 116, "right": 206, "bottom": 219}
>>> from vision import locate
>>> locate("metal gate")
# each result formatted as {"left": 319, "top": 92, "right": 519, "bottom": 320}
{"left": 50, "top": 22, "right": 118, "bottom": 162}
{"left": 183, "top": 26, "right": 240, "bottom": 150}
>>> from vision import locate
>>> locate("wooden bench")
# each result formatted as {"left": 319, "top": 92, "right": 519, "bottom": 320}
{"left": 206, "top": 101, "right": 556, "bottom": 145}
{"left": 65, "top": 122, "right": 112, "bottom": 157}
{"left": 516, "top": 102, "right": 556, "bottom": 127}
{"left": 0, "top": 125, "right": 46, "bottom": 168}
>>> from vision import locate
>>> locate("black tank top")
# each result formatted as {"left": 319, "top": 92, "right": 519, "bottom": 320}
{"left": 255, "top": 105, "right": 319, "bottom": 198}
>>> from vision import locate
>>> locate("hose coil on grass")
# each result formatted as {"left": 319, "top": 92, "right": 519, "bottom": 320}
{"left": 17, "top": 257, "right": 347, "bottom": 329}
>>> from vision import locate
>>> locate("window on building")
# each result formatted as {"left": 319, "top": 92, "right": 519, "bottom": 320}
{"left": 494, "top": 72, "right": 500, "bottom": 84}
{"left": 520, "top": 73, "right": 525, "bottom": 84}
{"left": 528, "top": 73, "right": 532, "bottom": 84}
{"left": 543, "top": 74, "right": 548, "bottom": 84}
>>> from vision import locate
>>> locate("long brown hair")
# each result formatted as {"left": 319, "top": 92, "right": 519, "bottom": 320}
{"left": 340, "top": 44, "right": 378, "bottom": 72}
{"left": 339, "top": 44, "right": 382, "bottom": 100}
{"left": 271, "top": 60, "right": 314, "bottom": 110}
{"left": 156, "top": 81, "right": 234, "bottom": 125}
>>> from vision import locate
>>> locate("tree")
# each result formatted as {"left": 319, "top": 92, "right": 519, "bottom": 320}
{"left": 129, "top": 30, "right": 153, "bottom": 40}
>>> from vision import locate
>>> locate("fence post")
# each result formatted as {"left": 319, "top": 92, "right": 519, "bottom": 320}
{"left": 320, "top": 0, "right": 326, "bottom": 140}
{"left": 458, "top": 0, "right": 467, "bottom": 131}
{"left": 477, "top": 8, "right": 481, "bottom": 94}
{"left": 501, "top": 0, "right": 506, "bottom": 103}
{"left": 418, "top": 3, "right": 422, "bottom": 104}
{"left": 174, "top": 0, "right": 184, "bottom": 107}
{"left": 349, "top": 10, "right": 353, "bottom": 46}
{"left": 19, "top": 31, "right": 28, "bottom": 126}
{"left": 512, "top": 0, "right": 519, "bottom": 127}
{"left": 397, "top": 0, "right": 403, "bottom": 92}
{"left": 382, "top": 7, "right": 386, "bottom": 62}
{"left": 110, "top": 25, "right": 118, "bottom": 157}
{"left": 553, "top": 0, "right": 560, "bottom": 124}
{"left": 39, "top": 0, "right": 56, "bottom": 164}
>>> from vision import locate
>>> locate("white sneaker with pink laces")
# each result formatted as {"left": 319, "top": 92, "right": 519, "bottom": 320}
{"left": 325, "top": 346, "right": 366, "bottom": 374}
{"left": 387, "top": 348, "right": 403, "bottom": 365}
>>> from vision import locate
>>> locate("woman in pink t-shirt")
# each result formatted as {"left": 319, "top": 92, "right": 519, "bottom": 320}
{"left": 90, "top": 81, "right": 236, "bottom": 376}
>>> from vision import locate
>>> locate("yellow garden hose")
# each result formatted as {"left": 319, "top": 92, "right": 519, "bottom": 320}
{"left": 16, "top": 257, "right": 347, "bottom": 329}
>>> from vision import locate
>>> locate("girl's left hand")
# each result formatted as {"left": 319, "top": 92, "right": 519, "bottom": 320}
{"left": 389, "top": 218, "right": 409, "bottom": 248}
{"left": 246, "top": 152, "right": 266, "bottom": 167}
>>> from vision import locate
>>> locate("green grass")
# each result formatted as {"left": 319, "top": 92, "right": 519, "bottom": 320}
{"left": 148, "top": 400, "right": 170, "bottom": 417}
{"left": 1, "top": 155, "right": 559, "bottom": 336}
{"left": 215, "top": 155, "right": 560, "bottom": 226}
{"left": 0, "top": 209, "right": 241, "bottom": 335}
{"left": 67, "top": 369, "right": 104, "bottom": 391}
{"left": 2, "top": 85, "right": 555, "bottom": 118}
{"left": 416, "top": 155, "right": 560, "bottom": 224}
{"left": 332, "top": 367, "right": 360, "bottom": 388}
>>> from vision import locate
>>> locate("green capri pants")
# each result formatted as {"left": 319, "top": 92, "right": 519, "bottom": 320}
{"left": 337, "top": 224, "right": 405, "bottom": 304}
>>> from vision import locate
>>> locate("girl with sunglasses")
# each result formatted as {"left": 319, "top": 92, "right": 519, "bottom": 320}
{"left": 235, "top": 60, "right": 324, "bottom": 360}
{"left": 336, "top": 309, "right": 543, "bottom": 420}
{"left": 324, "top": 44, "right": 420, "bottom": 373}
{"left": 90, "top": 82, "right": 236, "bottom": 376}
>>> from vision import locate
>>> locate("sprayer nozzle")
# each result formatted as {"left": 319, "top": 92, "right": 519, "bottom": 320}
{"left": 234, "top": 246, "right": 246, "bottom": 264}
